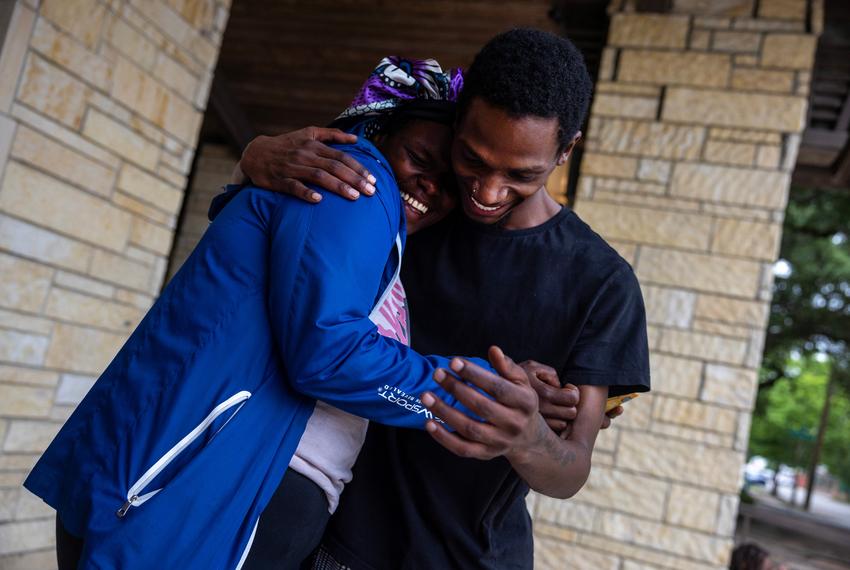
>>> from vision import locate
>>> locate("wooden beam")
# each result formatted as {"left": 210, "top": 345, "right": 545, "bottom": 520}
{"left": 792, "top": 144, "right": 850, "bottom": 190}
{"left": 835, "top": 91, "right": 850, "bottom": 132}
{"left": 634, "top": 0, "right": 673, "bottom": 12}
{"left": 831, "top": 142, "right": 850, "bottom": 186}
{"left": 802, "top": 128, "right": 848, "bottom": 149}
{"left": 792, "top": 166, "right": 835, "bottom": 188}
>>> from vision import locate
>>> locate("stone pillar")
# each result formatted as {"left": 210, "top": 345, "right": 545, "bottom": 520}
{"left": 531, "top": 1, "right": 819, "bottom": 569}
{"left": 0, "top": 1, "right": 229, "bottom": 566}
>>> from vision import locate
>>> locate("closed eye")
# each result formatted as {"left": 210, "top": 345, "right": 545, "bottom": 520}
{"left": 462, "top": 151, "right": 484, "bottom": 167}
{"left": 510, "top": 172, "right": 538, "bottom": 183}
{"left": 407, "top": 148, "right": 428, "bottom": 167}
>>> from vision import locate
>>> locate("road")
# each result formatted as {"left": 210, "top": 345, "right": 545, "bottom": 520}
{"left": 739, "top": 487, "right": 850, "bottom": 570}
{"left": 753, "top": 485, "right": 850, "bottom": 530}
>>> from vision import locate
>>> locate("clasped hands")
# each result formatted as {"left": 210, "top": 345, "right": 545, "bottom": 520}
{"left": 421, "top": 346, "right": 622, "bottom": 461}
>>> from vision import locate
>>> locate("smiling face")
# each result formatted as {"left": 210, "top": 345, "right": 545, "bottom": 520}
{"left": 377, "top": 119, "right": 457, "bottom": 235}
{"left": 452, "top": 98, "right": 575, "bottom": 228}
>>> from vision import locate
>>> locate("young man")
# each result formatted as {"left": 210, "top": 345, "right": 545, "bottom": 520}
{"left": 238, "top": 29, "right": 650, "bottom": 569}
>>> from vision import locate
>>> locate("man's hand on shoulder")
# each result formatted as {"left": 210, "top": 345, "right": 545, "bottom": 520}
{"left": 239, "top": 127, "right": 377, "bottom": 203}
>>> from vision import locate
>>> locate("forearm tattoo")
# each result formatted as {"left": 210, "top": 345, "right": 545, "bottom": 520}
{"left": 536, "top": 418, "right": 577, "bottom": 466}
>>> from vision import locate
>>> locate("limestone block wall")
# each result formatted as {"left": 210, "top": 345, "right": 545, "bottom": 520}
{"left": 528, "top": 2, "right": 818, "bottom": 569}
{"left": 0, "top": 1, "right": 229, "bottom": 566}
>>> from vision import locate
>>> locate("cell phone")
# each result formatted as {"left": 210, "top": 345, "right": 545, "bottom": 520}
{"left": 605, "top": 393, "right": 638, "bottom": 413}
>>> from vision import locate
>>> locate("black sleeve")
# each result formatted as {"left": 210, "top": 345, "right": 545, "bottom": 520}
{"left": 561, "top": 267, "right": 651, "bottom": 396}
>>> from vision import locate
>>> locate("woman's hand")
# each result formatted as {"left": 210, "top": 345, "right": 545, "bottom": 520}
{"left": 239, "top": 127, "right": 377, "bottom": 203}
{"left": 519, "top": 360, "right": 578, "bottom": 433}
{"left": 520, "top": 360, "right": 624, "bottom": 437}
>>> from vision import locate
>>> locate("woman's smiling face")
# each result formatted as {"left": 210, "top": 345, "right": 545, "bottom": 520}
{"left": 378, "top": 119, "right": 457, "bottom": 235}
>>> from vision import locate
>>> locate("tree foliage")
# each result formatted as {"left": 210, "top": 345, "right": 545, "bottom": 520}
{"left": 761, "top": 186, "right": 850, "bottom": 384}
{"left": 750, "top": 186, "right": 850, "bottom": 485}
{"left": 750, "top": 357, "right": 850, "bottom": 485}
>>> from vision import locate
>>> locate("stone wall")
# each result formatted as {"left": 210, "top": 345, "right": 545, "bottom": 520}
{"left": 528, "top": 1, "right": 819, "bottom": 569}
{"left": 0, "top": 1, "right": 228, "bottom": 566}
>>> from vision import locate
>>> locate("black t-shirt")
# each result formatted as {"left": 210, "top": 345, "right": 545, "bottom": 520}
{"left": 323, "top": 207, "right": 650, "bottom": 569}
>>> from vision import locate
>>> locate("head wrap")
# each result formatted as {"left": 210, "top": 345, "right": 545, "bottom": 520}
{"left": 332, "top": 56, "right": 464, "bottom": 138}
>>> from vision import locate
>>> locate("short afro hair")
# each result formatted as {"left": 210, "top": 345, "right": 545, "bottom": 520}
{"left": 458, "top": 28, "right": 593, "bottom": 152}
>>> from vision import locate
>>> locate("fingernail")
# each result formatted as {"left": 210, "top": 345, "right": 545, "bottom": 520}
{"left": 425, "top": 421, "right": 436, "bottom": 433}
{"left": 422, "top": 393, "right": 435, "bottom": 407}
{"left": 347, "top": 188, "right": 359, "bottom": 199}
{"left": 434, "top": 369, "right": 445, "bottom": 383}
{"left": 367, "top": 174, "right": 377, "bottom": 185}
{"left": 450, "top": 358, "right": 464, "bottom": 372}
{"left": 311, "top": 192, "right": 322, "bottom": 202}
{"left": 363, "top": 183, "right": 376, "bottom": 195}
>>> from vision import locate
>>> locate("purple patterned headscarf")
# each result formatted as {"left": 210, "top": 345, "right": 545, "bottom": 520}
{"left": 333, "top": 56, "right": 464, "bottom": 137}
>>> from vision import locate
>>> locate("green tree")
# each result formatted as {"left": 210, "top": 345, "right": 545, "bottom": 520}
{"left": 762, "top": 187, "right": 850, "bottom": 382}
{"left": 822, "top": 378, "right": 850, "bottom": 487}
{"left": 751, "top": 186, "right": 850, "bottom": 490}
{"left": 750, "top": 357, "right": 850, "bottom": 486}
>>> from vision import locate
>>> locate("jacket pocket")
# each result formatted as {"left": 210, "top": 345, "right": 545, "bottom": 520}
{"left": 116, "top": 390, "right": 252, "bottom": 518}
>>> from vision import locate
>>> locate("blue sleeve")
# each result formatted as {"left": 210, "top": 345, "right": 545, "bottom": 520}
{"left": 208, "top": 184, "right": 243, "bottom": 221}
{"left": 263, "top": 170, "right": 488, "bottom": 430}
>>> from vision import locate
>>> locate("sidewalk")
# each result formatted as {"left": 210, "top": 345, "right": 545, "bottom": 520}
{"left": 736, "top": 490, "right": 850, "bottom": 570}
{"left": 760, "top": 487, "right": 850, "bottom": 531}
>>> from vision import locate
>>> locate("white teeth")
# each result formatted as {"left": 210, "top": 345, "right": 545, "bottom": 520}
{"left": 400, "top": 191, "right": 428, "bottom": 214}
{"left": 470, "top": 194, "right": 500, "bottom": 212}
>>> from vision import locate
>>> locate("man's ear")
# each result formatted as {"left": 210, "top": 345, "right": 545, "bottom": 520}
{"left": 556, "top": 131, "right": 582, "bottom": 166}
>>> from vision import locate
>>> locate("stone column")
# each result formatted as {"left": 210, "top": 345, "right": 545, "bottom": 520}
{"left": 531, "top": 1, "right": 819, "bottom": 568}
{"left": 0, "top": 1, "right": 229, "bottom": 566}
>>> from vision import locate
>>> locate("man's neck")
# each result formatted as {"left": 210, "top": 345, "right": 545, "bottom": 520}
{"left": 499, "top": 187, "right": 562, "bottom": 230}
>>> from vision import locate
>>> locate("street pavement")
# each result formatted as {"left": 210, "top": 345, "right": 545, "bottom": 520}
{"left": 737, "top": 488, "right": 850, "bottom": 570}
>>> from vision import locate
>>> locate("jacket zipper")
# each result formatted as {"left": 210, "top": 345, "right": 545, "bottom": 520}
{"left": 116, "top": 390, "right": 252, "bottom": 517}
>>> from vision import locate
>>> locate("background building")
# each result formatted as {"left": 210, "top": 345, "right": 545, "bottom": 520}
{"left": 0, "top": 0, "right": 847, "bottom": 568}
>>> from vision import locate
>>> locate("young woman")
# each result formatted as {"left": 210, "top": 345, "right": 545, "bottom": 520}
{"left": 25, "top": 58, "right": 576, "bottom": 570}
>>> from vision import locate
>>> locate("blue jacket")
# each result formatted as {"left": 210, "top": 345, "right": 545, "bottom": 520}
{"left": 24, "top": 138, "right": 484, "bottom": 569}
